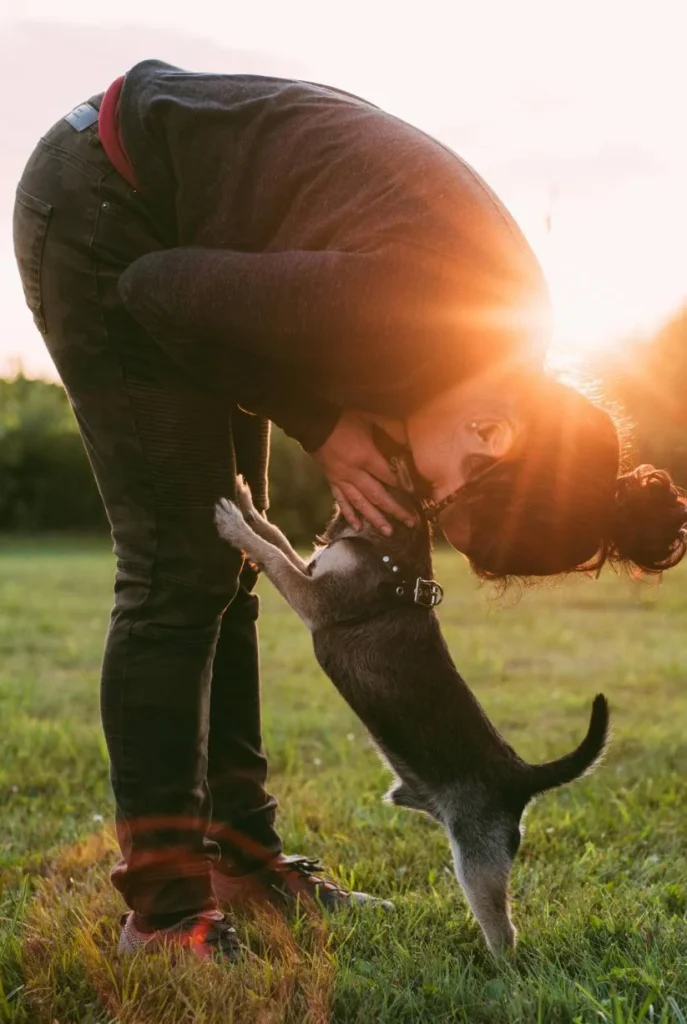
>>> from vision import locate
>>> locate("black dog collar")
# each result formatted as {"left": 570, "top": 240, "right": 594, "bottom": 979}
{"left": 421, "top": 491, "right": 461, "bottom": 522}
{"left": 377, "top": 553, "right": 444, "bottom": 609}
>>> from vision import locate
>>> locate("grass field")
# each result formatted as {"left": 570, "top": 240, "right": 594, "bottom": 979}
{"left": 0, "top": 537, "right": 686, "bottom": 1023}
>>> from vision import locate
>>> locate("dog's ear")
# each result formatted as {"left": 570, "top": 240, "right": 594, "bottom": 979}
{"left": 390, "top": 456, "right": 415, "bottom": 494}
{"left": 385, "top": 781, "right": 430, "bottom": 814}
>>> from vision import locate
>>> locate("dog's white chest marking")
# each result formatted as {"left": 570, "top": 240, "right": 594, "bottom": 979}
{"left": 308, "top": 542, "right": 361, "bottom": 579}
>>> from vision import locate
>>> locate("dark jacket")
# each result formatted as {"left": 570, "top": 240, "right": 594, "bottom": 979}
{"left": 117, "top": 60, "right": 551, "bottom": 451}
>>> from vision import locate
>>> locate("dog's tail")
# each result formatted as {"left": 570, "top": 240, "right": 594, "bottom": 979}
{"left": 522, "top": 694, "right": 610, "bottom": 799}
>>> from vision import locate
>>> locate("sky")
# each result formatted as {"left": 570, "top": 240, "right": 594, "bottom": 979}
{"left": 1, "top": 0, "right": 685, "bottom": 377}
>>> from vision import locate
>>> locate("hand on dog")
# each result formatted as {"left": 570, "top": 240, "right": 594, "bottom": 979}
{"left": 312, "top": 411, "right": 416, "bottom": 536}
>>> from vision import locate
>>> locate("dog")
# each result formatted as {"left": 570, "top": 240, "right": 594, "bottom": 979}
{"left": 214, "top": 468, "right": 609, "bottom": 958}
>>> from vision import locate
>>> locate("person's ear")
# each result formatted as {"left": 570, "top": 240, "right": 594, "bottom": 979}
{"left": 469, "top": 419, "right": 516, "bottom": 460}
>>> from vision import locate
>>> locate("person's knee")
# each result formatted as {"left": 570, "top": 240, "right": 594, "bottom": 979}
{"left": 113, "top": 507, "right": 244, "bottom": 631}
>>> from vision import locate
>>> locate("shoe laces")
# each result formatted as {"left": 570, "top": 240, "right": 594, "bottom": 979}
{"left": 276, "top": 856, "right": 350, "bottom": 898}
{"left": 184, "top": 911, "right": 241, "bottom": 954}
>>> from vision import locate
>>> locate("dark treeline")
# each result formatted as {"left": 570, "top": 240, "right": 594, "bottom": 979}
{"left": 594, "top": 305, "right": 687, "bottom": 484}
{"left": 0, "top": 376, "right": 332, "bottom": 542}
{"left": 0, "top": 304, "right": 685, "bottom": 543}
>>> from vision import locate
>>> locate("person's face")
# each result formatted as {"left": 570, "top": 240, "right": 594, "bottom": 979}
{"left": 404, "top": 369, "right": 530, "bottom": 551}
{"left": 431, "top": 416, "right": 522, "bottom": 553}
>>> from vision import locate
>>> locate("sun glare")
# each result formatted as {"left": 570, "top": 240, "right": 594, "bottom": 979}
{"left": 538, "top": 239, "right": 640, "bottom": 371}
{"left": 541, "top": 286, "right": 621, "bottom": 373}
{"left": 532, "top": 181, "right": 686, "bottom": 372}
{"left": 546, "top": 310, "right": 621, "bottom": 371}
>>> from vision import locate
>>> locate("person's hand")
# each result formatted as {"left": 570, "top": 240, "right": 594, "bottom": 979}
{"left": 311, "top": 411, "right": 417, "bottom": 535}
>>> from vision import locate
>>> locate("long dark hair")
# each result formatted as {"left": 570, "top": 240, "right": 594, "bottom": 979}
{"left": 449, "top": 378, "right": 687, "bottom": 581}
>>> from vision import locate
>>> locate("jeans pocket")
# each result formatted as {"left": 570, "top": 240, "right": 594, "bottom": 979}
{"left": 13, "top": 185, "right": 53, "bottom": 335}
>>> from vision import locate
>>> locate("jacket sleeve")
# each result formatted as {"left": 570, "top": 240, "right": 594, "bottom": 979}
{"left": 118, "top": 243, "right": 551, "bottom": 438}
{"left": 234, "top": 378, "right": 340, "bottom": 453}
{"left": 117, "top": 245, "right": 428, "bottom": 402}
{"left": 117, "top": 249, "right": 369, "bottom": 450}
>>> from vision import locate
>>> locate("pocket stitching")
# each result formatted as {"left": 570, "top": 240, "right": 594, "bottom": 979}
{"left": 15, "top": 185, "right": 51, "bottom": 218}
{"left": 14, "top": 187, "right": 53, "bottom": 335}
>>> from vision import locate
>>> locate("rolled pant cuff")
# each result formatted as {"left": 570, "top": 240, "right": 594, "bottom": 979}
{"left": 111, "top": 855, "right": 217, "bottom": 919}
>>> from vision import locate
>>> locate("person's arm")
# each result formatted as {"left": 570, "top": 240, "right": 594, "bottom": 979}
{"left": 118, "top": 251, "right": 344, "bottom": 450}
{"left": 117, "top": 245, "right": 427, "bottom": 406}
{"left": 233, "top": 371, "right": 342, "bottom": 453}
{"left": 118, "top": 243, "right": 549, "bottom": 418}
{"left": 118, "top": 247, "right": 417, "bottom": 530}
{"left": 238, "top": 383, "right": 412, "bottom": 532}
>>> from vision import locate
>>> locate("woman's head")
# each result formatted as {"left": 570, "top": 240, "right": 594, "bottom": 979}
{"left": 410, "top": 373, "right": 687, "bottom": 581}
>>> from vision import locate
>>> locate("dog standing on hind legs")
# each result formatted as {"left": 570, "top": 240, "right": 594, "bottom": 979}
{"left": 215, "top": 475, "right": 609, "bottom": 958}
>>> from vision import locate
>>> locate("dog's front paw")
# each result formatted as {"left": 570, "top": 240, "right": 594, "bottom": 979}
{"left": 215, "top": 497, "right": 252, "bottom": 549}
{"left": 235, "top": 475, "right": 259, "bottom": 522}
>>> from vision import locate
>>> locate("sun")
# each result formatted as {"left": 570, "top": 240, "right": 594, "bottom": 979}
{"left": 546, "top": 319, "right": 620, "bottom": 371}
{"left": 532, "top": 206, "right": 683, "bottom": 372}
{"left": 543, "top": 290, "right": 623, "bottom": 372}
{"left": 537, "top": 242, "right": 628, "bottom": 370}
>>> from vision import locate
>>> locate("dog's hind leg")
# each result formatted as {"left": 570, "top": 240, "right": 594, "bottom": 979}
{"left": 215, "top": 498, "right": 319, "bottom": 627}
{"left": 232, "top": 476, "right": 310, "bottom": 572}
{"left": 446, "top": 816, "right": 521, "bottom": 958}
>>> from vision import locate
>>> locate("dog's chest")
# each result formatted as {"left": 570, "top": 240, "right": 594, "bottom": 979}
{"left": 308, "top": 541, "right": 362, "bottom": 579}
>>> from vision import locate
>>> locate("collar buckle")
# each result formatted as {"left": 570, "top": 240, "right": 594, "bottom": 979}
{"left": 413, "top": 577, "right": 444, "bottom": 608}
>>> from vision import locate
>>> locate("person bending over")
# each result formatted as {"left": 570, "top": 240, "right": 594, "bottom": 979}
{"left": 14, "top": 61, "right": 687, "bottom": 961}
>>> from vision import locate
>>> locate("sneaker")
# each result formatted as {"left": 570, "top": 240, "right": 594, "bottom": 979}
{"left": 213, "top": 854, "right": 394, "bottom": 913}
{"left": 118, "top": 908, "right": 243, "bottom": 963}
